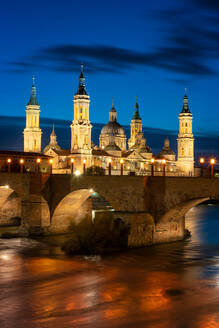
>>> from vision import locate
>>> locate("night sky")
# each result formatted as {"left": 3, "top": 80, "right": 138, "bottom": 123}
{"left": 1, "top": 0, "right": 219, "bottom": 135}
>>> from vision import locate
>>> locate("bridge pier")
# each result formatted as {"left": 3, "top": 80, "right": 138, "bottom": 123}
{"left": 19, "top": 174, "right": 50, "bottom": 235}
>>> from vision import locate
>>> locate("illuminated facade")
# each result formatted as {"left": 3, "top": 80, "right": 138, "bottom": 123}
{"left": 71, "top": 64, "right": 92, "bottom": 155}
{"left": 177, "top": 89, "right": 194, "bottom": 176}
{"left": 20, "top": 66, "right": 194, "bottom": 176}
{"left": 23, "top": 77, "right": 42, "bottom": 153}
{"left": 99, "top": 100, "right": 127, "bottom": 151}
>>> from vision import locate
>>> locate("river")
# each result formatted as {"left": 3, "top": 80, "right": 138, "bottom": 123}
{"left": 1, "top": 204, "right": 219, "bottom": 328}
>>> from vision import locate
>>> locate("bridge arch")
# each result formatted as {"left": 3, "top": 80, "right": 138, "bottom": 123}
{"left": 50, "top": 189, "right": 114, "bottom": 233}
{"left": 0, "top": 185, "right": 21, "bottom": 226}
{"left": 159, "top": 197, "right": 210, "bottom": 225}
{"left": 154, "top": 197, "right": 213, "bottom": 244}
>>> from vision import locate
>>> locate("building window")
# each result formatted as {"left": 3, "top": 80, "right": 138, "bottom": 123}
{"left": 181, "top": 147, "right": 184, "bottom": 156}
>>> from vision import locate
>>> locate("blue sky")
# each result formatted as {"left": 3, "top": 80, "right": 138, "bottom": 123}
{"left": 1, "top": 0, "right": 219, "bottom": 134}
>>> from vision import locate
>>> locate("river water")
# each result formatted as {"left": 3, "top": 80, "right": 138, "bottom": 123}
{"left": 1, "top": 205, "right": 219, "bottom": 328}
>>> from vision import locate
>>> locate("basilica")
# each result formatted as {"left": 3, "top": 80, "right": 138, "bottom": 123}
{"left": 23, "top": 65, "right": 194, "bottom": 176}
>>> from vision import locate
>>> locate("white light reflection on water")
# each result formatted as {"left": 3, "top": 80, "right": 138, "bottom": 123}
{"left": 0, "top": 205, "right": 219, "bottom": 327}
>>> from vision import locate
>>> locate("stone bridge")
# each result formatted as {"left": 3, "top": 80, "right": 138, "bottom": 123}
{"left": 0, "top": 173, "right": 219, "bottom": 245}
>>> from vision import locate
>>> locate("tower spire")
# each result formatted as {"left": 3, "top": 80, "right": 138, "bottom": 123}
{"left": 181, "top": 88, "right": 191, "bottom": 113}
{"left": 112, "top": 97, "right": 114, "bottom": 108}
{"left": 27, "top": 75, "right": 38, "bottom": 106}
{"left": 132, "top": 97, "right": 141, "bottom": 120}
{"left": 76, "top": 63, "right": 87, "bottom": 95}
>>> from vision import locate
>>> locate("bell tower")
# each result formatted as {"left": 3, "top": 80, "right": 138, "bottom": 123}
{"left": 177, "top": 89, "right": 194, "bottom": 176}
{"left": 71, "top": 64, "right": 92, "bottom": 154}
{"left": 128, "top": 97, "right": 142, "bottom": 150}
{"left": 23, "top": 77, "right": 42, "bottom": 153}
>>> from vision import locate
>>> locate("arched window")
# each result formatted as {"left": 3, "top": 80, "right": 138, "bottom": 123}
{"left": 181, "top": 147, "right": 184, "bottom": 156}
{"left": 80, "top": 108, "right": 83, "bottom": 119}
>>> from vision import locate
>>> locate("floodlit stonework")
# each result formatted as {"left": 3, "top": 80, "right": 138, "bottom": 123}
{"left": 23, "top": 66, "right": 194, "bottom": 176}
{"left": 23, "top": 77, "right": 42, "bottom": 153}
{"left": 177, "top": 89, "right": 194, "bottom": 176}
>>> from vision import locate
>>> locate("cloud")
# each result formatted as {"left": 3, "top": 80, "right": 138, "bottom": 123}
{"left": 191, "top": 0, "right": 219, "bottom": 10}
{"left": 7, "top": 42, "right": 215, "bottom": 77}
{"left": 6, "top": 1, "right": 219, "bottom": 78}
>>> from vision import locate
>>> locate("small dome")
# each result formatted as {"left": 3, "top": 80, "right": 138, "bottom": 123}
{"left": 110, "top": 105, "right": 116, "bottom": 113}
{"left": 159, "top": 137, "right": 175, "bottom": 156}
{"left": 164, "top": 136, "right": 170, "bottom": 148}
{"left": 105, "top": 142, "right": 121, "bottom": 151}
{"left": 101, "top": 121, "right": 126, "bottom": 136}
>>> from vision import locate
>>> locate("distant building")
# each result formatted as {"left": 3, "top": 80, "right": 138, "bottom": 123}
{"left": 23, "top": 77, "right": 42, "bottom": 153}
{"left": 23, "top": 66, "right": 194, "bottom": 176}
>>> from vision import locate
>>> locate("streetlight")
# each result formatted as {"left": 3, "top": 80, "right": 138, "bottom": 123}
{"left": 36, "top": 158, "right": 41, "bottom": 173}
{"left": 71, "top": 158, "right": 74, "bottom": 174}
{"left": 200, "top": 157, "right": 204, "bottom": 177}
{"left": 20, "top": 159, "right": 24, "bottom": 173}
{"left": 151, "top": 158, "right": 155, "bottom": 176}
{"left": 210, "top": 158, "right": 215, "bottom": 178}
{"left": 7, "top": 158, "right": 11, "bottom": 173}
{"left": 75, "top": 170, "right": 81, "bottom": 176}
{"left": 49, "top": 159, "right": 53, "bottom": 174}
{"left": 83, "top": 159, "right": 86, "bottom": 174}
{"left": 120, "top": 159, "right": 124, "bottom": 176}
{"left": 162, "top": 159, "right": 166, "bottom": 177}
{"left": 108, "top": 158, "right": 112, "bottom": 176}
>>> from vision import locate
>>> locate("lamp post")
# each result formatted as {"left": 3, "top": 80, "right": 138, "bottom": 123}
{"left": 162, "top": 159, "right": 166, "bottom": 177}
{"left": 200, "top": 157, "right": 204, "bottom": 177}
{"left": 71, "top": 158, "right": 74, "bottom": 174}
{"left": 7, "top": 158, "right": 11, "bottom": 173}
{"left": 210, "top": 158, "right": 215, "bottom": 178}
{"left": 20, "top": 159, "right": 24, "bottom": 173}
{"left": 36, "top": 158, "right": 41, "bottom": 173}
{"left": 49, "top": 159, "right": 53, "bottom": 174}
{"left": 151, "top": 158, "right": 155, "bottom": 176}
{"left": 120, "top": 159, "right": 124, "bottom": 176}
{"left": 108, "top": 158, "right": 112, "bottom": 176}
{"left": 83, "top": 159, "right": 86, "bottom": 175}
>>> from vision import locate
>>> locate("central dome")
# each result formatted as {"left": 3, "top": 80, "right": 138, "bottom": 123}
{"left": 101, "top": 121, "right": 126, "bottom": 136}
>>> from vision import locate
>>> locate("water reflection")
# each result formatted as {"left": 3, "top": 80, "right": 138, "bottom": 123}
{"left": 0, "top": 205, "right": 219, "bottom": 327}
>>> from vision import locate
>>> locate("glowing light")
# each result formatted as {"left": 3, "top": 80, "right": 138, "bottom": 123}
{"left": 49, "top": 159, "right": 53, "bottom": 164}
{"left": 210, "top": 158, "right": 215, "bottom": 165}
{"left": 83, "top": 159, "right": 86, "bottom": 164}
{"left": 89, "top": 188, "right": 94, "bottom": 193}
{"left": 120, "top": 159, "right": 124, "bottom": 164}
{"left": 151, "top": 158, "right": 155, "bottom": 164}
{"left": 162, "top": 159, "right": 166, "bottom": 165}
{"left": 71, "top": 158, "right": 74, "bottom": 163}
{"left": 5, "top": 185, "right": 9, "bottom": 189}
{"left": 0, "top": 254, "right": 10, "bottom": 260}
{"left": 7, "top": 158, "right": 11, "bottom": 163}
{"left": 102, "top": 145, "right": 105, "bottom": 149}
{"left": 36, "top": 158, "right": 41, "bottom": 163}
{"left": 75, "top": 170, "right": 81, "bottom": 176}
{"left": 200, "top": 157, "right": 205, "bottom": 164}
{"left": 20, "top": 159, "right": 24, "bottom": 164}
{"left": 108, "top": 158, "right": 112, "bottom": 163}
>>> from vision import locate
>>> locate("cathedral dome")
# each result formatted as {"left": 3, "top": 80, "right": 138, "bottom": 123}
{"left": 105, "top": 141, "right": 121, "bottom": 151}
{"left": 101, "top": 121, "right": 126, "bottom": 136}
{"left": 158, "top": 136, "right": 175, "bottom": 157}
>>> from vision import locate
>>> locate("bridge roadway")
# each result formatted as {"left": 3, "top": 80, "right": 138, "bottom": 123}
{"left": 0, "top": 173, "right": 219, "bottom": 245}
